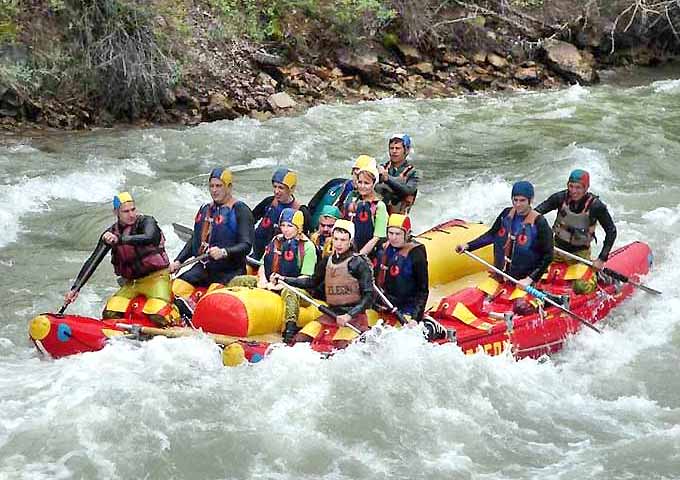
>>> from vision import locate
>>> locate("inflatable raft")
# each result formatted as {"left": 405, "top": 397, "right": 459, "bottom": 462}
{"left": 29, "top": 219, "right": 491, "bottom": 361}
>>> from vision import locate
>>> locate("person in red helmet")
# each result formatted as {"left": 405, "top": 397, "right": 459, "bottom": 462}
{"left": 535, "top": 169, "right": 617, "bottom": 293}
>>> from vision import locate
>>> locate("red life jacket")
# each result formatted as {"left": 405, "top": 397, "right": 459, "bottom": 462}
{"left": 110, "top": 216, "right": 169, "bottom": 280}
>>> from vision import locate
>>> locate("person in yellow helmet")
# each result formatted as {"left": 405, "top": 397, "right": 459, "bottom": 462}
{"left": 229, "top": 208, "right": 316, "bottom": 343}
{"left": 251, "top": 167, "right": 310, "bottom": 260}
{"left": 170, "top": 168, "right": 255, "bottom": 320}
{"left": 63, "top": 192, "right": 179, "bottom": 326}
{"left": 342, "top": 155, "right": 388, "bottom": 255}
{"left": 271, "top": 218, "right": 375, "bottom": 350}
{"left": 376, "top": 133, "right": 419, "bottom": 215}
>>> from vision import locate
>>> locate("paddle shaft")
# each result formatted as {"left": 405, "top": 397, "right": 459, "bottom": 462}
{"left": 554, "top": 247, "right": 661, "bottom": 295}
{"left": 116, "top": 323, "right": 282, "bottom": 345}
{"left": 463, "top": 251, "right": 602, "bottom": 334}
{"left": 59, "top": 243, "right": 111, "bottom": 315}
{"left": 279, "top": 280, "right": 362, "bottom": 334}
{"left": 372, "top": 282, "right": 407, "bottom": 325}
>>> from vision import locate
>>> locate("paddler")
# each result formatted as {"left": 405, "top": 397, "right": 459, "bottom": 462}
{"left": 63, "top": 192, "right": 179, "bottom": 326}
{"left": 271, "top": 219, "right": 375, "bottom": 350}
{"left": 375, "top": 133, "right": 419, "bottom": 214}
{"left": 251, "top": 167, "right": 310, "bottom": 260}
{"left": 169, "top": 167, "right": 254, "bottom": 319}
{"left": 342, "top": 156, "right": 388, "bottom": 255}
{"left": 371, "top": 214, "right": 444, "bottom": 339}
{"left": 228, "top": 208, "right": 317, "bottom": 343}
{"left": 310, "top": 204, "right": 341, "bottom": 260}
{"left": 534, "top": 169, "right": 617, "bottom": 293}
{"left": 455, "top": 181, "right": 553, "bottom": 313}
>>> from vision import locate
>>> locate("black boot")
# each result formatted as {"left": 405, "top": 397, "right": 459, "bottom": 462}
{"left": 283, "top": 321, "right": 299, "bottom": 344}
{"left": 174, "top": 297, "right": 194, "bottom": 327}
{"left": 422, "top": 318, "right": 447, "bottom": 341}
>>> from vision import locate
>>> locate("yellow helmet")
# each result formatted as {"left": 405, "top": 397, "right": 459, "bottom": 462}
{"left": 209, "top": 167, "right": 233, "bottom": 186}
{"left": 356, "top": 157, "right": 379, "bottom": 185}
{"left": 272, "top": 167, "right": 298, "bottom": 190}
{"left": 112, "top": 192, "right": 134, "bottom": 209}
{"left": 387, "top": 214, "right": 412, "bottom": 235}
{"left": 279, "top": 208, "right": 305, "bottom": 231}
{"left": 352, "top": 155, "right": 375, "bottom": 171}
{"left": 332, "top": 219, "right": 355, "bottom": 239}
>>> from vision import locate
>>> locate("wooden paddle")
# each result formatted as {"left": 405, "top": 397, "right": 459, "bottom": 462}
{"left": 554, "top": 246, "right": 661, "bottom": 295}
{"left": 116, "top": 323, "right": 282, "bottom": 345}
{"left": 462, "top": 250, "right": 602, "bottom": 334}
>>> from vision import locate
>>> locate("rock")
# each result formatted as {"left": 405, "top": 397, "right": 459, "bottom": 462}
{"left": 252, "top": 50, "right": 286, "bottom": 67}
{"left": 203, "top": 93, "right": 239, "bottom": 121}
{"left": 257, "top": 72, "right": 278, "bottom": 88}
{"left": 487, "top": 53, "right": 509, "bottom": 70}
{"left": 541, "top": 39, "right": 598, "bottom": 85}
{"left": 412, "top": 62, "right": 434, "bottom": 76}
{"left": 268, "top": 92, "right": 297, "bottom": 109}
{"left": 337, "top": 48, "right": 381, "bottom": 84}
{"left": 472, "top": 51, "right": 487, "bottom": 64}
{"left": 396, "top": 43, "right": 421, "bottom": 64}
{"left": 251, "top": 110, "right": 273, "bottom": 122}
{"left": 514, "top": 66, "right": 540, "bottom": 85}
{"left": 442, "top": 51, "right": 467, "bottom": 66}
{"left": 175, "top": 88, "right": 200, "bottom": 109}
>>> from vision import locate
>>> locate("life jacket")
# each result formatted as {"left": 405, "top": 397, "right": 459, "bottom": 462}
{"left": 493, "top": 208, "right": 541, "bottom": 280}
{"left": 374, "top": 240, "right": 419, "bottom": 312}
{"left": 325, "top": 254, "right": 362, "bottom": 307}
{"left": 110, "top": 216, "right": 169, "bottom": 280}
{"left": 552, "top": 193, "right": 597, "bottom": 248}
{"left": 311, "top": 231, "right": 333, "bottom": 260}
{"left": 345, "top": 198, "right": 380, "bottom": 252}
{"left": 263, "top": 234, "right": 307, "bottom": 278}
{"left": 253, "top": 197, "right": 301, "bottom": 257}
{"left": 191, "top": 198, "right": 240, "bottom": 256}
{"left": 381, "top": 161, "right": 418, "bottom": 214}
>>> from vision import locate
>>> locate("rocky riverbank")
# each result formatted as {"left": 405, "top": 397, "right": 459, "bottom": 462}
{"left": 1, "top": 1, "right": 678, "bottom": 132}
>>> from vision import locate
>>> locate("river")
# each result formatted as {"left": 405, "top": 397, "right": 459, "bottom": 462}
{"left": 0, "top": 66, "right": 678, "bottom": 479}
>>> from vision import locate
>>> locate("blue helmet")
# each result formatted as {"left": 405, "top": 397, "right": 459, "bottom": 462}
{"left": 389, "top": 133, "right": 412, "bottom": 150}
{"left": 511, "top": 181, "right": 535, "bottom": 200}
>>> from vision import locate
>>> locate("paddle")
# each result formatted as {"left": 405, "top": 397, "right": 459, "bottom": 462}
{"left": 278, "top": 279, "right": 362, "bottom": 334}
{"left": 116, "top": 323, "right": 282, "bottom": 345}
{"left": 372, "top": 282, "right": 408, "bottom": 325}
{"left": 59, "top": 242, "right": 111, "bottom": 315}
{"left": 462, "top": 250, "right": 602, "bottom": 334}
{"left": 172, "top": 222, "right": 262, "bottom": 269}
{"left": 554, "top": 246, "right": 661, "bottom": 295}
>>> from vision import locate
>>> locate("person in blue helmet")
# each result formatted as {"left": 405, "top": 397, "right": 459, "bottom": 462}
{"left": 229, "top": 208, "right": 317, "bottom": 343}
{"left": 456, "top": 181, "right": 554, "bottom": 291}
{"left": 375, "top": 133, "right": 420, "bottom": 215}
{"left": 251, "top": 167, "right": 311, "bottom": 260}
{"left": 170, "top": 167, "right": 255, "bottom": 317}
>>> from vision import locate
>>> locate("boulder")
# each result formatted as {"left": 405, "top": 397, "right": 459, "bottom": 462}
{"left": 396, "top": 44, "right": 422, "bottom": 64}
{"left": 541, "top": 39, "right": 598, "bottom": 85}
{"left": 412, "top": 62, "right": 434, "bottom": 76}
{"left": 337, "top": 48, "right": 381, "bottom": 85}
{"left": 514, "top": 66, "right": 541, "bottom": 85}
{"left": 268, "top": 92, "right": 297, "bottom": 109}
{"left": 487, "top": 53, "right": 509, "bottom": 70}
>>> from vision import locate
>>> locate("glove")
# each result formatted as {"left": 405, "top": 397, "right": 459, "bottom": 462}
{"left": 283, "top": 321, "right": 299, "bottom": 344}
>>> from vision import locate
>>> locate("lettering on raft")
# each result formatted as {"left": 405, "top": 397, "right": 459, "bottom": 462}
{"left": 465, "top": 341, "right": 505, "bottom": 356}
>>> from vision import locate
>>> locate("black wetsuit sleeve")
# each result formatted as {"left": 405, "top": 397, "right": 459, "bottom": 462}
{"left": 346, "top": 256, "right": 375, "bottom": 318}
{"left": 299, "top": 204, "right": 312, "bottom": 234}
{"left": 119, "top": 215, "right": 161, "bottom": 246}
{"left": 534, "top": 191, "right": 566, "bottom": 215}
{"left": 224, "top": 202, "right": 255, "bottom": 258}
{"left": 284, "top": 255, "right": 327, "bottom": 289}
{"left": 467, "top": 208, "right": 509, "bottom": 251}
{"left": 384, "top": 169, "right": 419, "bottom": 197}
{"left": 528, "top": 215, "right": 554, "bottom": 282}
{"left": 410, "top": 245, "right": 429, "bottom": 322}
{"left": 71, "top": 237, "right": 111, "bottom": 290}
{"left": 591, "top": 199, "right": 617, "bottom": 261}
{"left": 252, "top": 195, "right": 274, "bottom": 223}
{"left": 174, "top": 240, "right": 193, "bottom": 264}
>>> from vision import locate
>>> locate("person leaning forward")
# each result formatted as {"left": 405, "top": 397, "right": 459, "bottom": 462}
{"left": 63, "top": 192, "right": 179, "bottom": 326}
{"left": 271, "top": 219, "right": 375, "bottom": 350}
{"left": 456, "top": 181, "right": 553, "bottom": 313}
{"left": 534, "top": 168, "right": 617, "bottom": 294}
{"left": 170, "top": 167, "right": 254, "bottom": 316}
